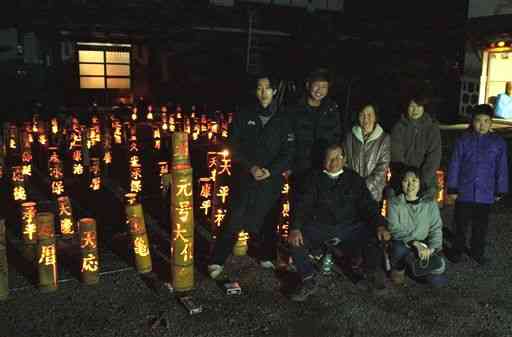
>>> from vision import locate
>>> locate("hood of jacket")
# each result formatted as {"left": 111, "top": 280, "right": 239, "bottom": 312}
{"left": 352, "top": 124, "right": 384, "bottom": 143}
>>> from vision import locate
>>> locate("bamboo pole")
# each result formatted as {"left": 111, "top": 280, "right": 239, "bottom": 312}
{"left": 124, "top": 193, "right": 152, "bottom": 274}
{"left": 79, "top": 218, "right": 99, "bottom": 285}
{"left": 170, "top": 132, "right": 194, "bottom": 291}
{"left": 36, "top": 212, "right": 58, "bottom": 292}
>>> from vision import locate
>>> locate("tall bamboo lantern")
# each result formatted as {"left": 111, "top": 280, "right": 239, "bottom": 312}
{"left": 124, "top": 193, "right": 152, "bottom": 274}
{"left": 0, "top": 219, "right": 8, "bottom": 300}
{"left": 79, "top": 218, "right": 99, "bottom": 284}
{"left": 277, "top": 178, "right": 291, "bottom": 243}
{"left": 170, "top": 132, "right": 194, "bottom": 291}
{"left": 36, "top": 212, "right": 58, "bottom": 292}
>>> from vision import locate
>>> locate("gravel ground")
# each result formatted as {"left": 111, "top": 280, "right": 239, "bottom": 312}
{"left": 1, "top": 200, "right": 511, "bottom": 337}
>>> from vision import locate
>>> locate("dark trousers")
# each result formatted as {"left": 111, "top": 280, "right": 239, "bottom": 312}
{"left": 453, "top": 201, "right": 491, "bottom": 258}
{"left": 390, "top": 240, "right": 412, "bottom": 271}
{"left": 210, "top": 195, "right": 279, "bottom": 266}
{"left": 289, "top": 224, "right": 382, "bottom": 279}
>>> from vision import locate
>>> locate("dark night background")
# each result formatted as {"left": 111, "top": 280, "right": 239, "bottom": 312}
{"left": 0, "top": 0, "right": 469, "bottom": 129}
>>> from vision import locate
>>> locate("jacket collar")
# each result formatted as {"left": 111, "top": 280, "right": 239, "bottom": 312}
{"left": 352, "top": 124, "right": 384, "bottom": 143}
{"left": 399, "top": 113, "right": 433, "bottom": 128}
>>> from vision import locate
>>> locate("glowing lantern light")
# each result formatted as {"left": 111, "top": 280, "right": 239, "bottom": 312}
{"left": 12, "top": 166, "right": 27, "bottom": 202}
{"left": 51, "top": 118, "right": 59, "bottom": 135}
{"left": 158, "top": 161, "right": 170, "bottom": 191}
{"left": 124, "top": 193, "right": 152, "bottom": 273}
{"left": 147, "top": 105, "right": 154, "bottom": 120}
{"left": 381, "top": 199, "right": 388, "bottom": 217}
{"left": 436, "top": 169, "right": 446, "bottom": 207}
{"left": 57, "top": 196, "right": 75, "bottom": 238}
{"left": 36, "top": 212, "right": 57, "bottom": 292}
{"left": 498, "top": 41, "right": 506, "bottom": 47}
{"left": 0, "top": 219, "right": 7, "bottom": 300}
{"left": 170, "top": 132, "right": 194, "bottom": 291}
{"left": 89, "top": 158, "right": 101, "bottom": 191}
{"left": 131, "top": 107, "right": 138, "bottom": 121}
{"left": 21, "top": 201, "right": 38, "bottom": 244}
{"left": 233, "top": 231, "right": 249, "bottom": 256}
{"left": 79, "top": 218, "right": 100, "bottom": 284}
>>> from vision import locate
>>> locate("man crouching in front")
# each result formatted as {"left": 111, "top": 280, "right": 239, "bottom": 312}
{"left": 287, "top": 143, "right": 391, "bottom": 301}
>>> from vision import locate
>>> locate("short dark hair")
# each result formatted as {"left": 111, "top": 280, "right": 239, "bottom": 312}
{"left": 324, "top": 143, "right": 345, "bottom": 157}
{"left": 307, "top": 68, "right": 331, "bottom": 84}
{"left": 254, "top": 74, "right": 279, "bottom": 90}
{"left": 407, "top": 85, "right": 431, "bottom": 106}
{"left": 398, "top": 166, "right": 423, "bottom": 195}
{"left": 471, "top": 104, "right": 493, "bottom": 119}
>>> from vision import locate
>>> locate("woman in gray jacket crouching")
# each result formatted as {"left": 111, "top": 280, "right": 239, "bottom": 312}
{"left": 386, "top": 167, "right": 447, "bottom": 287}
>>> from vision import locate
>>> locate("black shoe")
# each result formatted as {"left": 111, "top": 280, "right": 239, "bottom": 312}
{"left": 356, "top": 271, "right": 387, "bottom": 295}
{"left": 290, "top": 277, "right": 318, "bottom": 302}
{"left": 470, "top": 254, "right": 490, "bottom": 266}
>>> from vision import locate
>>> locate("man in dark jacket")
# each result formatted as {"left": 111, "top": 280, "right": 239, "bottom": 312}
{"left": 208, "top": 74, "right": 294, "bottom": 280}
{"left": 287, "top": 69, "right": 343, "bottom": 180}
{"left": 390, "top": 89, "right": 441, "bottom": 198}
{"left": 287, "top": 144, "right": 390, "bottom": 301}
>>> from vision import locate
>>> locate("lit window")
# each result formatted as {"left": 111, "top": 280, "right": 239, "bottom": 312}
{"left": 78, "top": 43, "right": 131, "bottom": 89}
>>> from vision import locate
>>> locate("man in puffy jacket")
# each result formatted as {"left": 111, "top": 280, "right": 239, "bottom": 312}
{"left": 287, "top": 144, "right": 390, "bottom": 301}
{"left": 287, "top": 68, "right": 344, "bottom": 181}
{"left": 447, "top": 104, "right": 508, "bottom": 265}
{"left": 208, "top": 74, "right": 295, "bottom": 280}
{"left": 390, "top": 89, "right": 441, "bottom": 199}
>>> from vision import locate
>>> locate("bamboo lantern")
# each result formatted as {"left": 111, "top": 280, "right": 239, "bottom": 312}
{"left": 198, "top": 178, "right": 213, "bottom": 220}
{"left": 37, "top": 123, "right": 47, "bottom": 146}
{"left": 170, "top": 132, "right": 194, "bottom": 291}
{"left": 158, "top": 161, "right": 170, "bottom": 191}
{"left": 153, "top": 127, "right": 161, "bottom": 150}
{"left": 436, "top": 169, "right": 446, "bottom": 208}
{"left": 71, "top": 146, "right": 84, "bottom": 176}
{"left": 112, "top": 119, "right": 122, "bottom": 145}
{"left": 277, "top": 180, "right": 291, "bottom": 242}
{"left": 0, "top": 219, "right": 8, "bottom": 300}
{"left": 131, "top": 107, "right": 138, "bottom": 121}
{"left": 124, "top": 193, "right": 152, "bottom": 274}
{"left": 211, "top": 151, "right": 231, "bottom": 240}
{"left": 7, "top": 124, "right": 18, "bottom": 154}
{"left": 21, "top": 143, "right": 32, "bottom": 177}
{"left": 129, "top": 164, "right": 142, "bottom": 194}
{"left": 147, "top": 105, "right": 154, "bottom": 120}
{"left": 381, "top": 199, "right": 389, "bottom": 217}
{"left": 36, "top": 212, "right": 58, "bottom": 292}
{"left": 57, "top": 196, "right": 75, "bottom": 238}
{"left": 12, "top": 166, "right": 27, "bottom": 202}
{"left": 233, "top": 231, "right": 249, "bottom": 256}
{"left": 79, "top": 218, "right": 99, "bottom": 284}
{"left": 89, "top": 157, "right": 101, "bottom": 191}
{"left": 21, "top": 201, "right": 38, "bottom": 244}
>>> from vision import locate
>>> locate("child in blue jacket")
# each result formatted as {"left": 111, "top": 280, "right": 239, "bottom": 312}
{"left": 447, "top": 104, "right": 508, "bottom": 265}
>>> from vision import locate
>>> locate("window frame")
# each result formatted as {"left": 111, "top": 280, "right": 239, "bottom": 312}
{"left": 77, "top": 43, "right": 132, "bottom": 90}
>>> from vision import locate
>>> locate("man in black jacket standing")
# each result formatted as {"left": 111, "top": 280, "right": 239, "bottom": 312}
{"left": 287, "top": 68, "right": 343, "bottom": 181}
{"left": 288, "top": 144, "right": 390, "bottom": 301}
{"left": 208, "top": 75, "right": 294, "bottom": 280}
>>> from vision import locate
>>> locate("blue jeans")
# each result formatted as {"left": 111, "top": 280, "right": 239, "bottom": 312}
{"left": 289, "top": 224, "right": 380, "bottom": 279}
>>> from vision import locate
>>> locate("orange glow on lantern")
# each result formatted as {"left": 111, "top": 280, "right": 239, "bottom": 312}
{"left": 147, "top": 105, "right": 153, "bottom": 120}
{"left": 21, "top": 201, "right": 37, "bottom": 244}
{"left": 130, "top": 164, "right": 142, "bottom": 194}
{"left": 131, "top": 107, "right": 138, "bottom": 121}
{"left": 89, "top": 158, "right": 101, "bottom": 191}
{"left": 12, "top": 166, "right": 27, "bottom": 201}
{"left": 436, "top": 169, "right": 445, "bottom": 207}
{"left": 381, "top": 199, "right": 388, "bottom": 217}
{"left": 51, "top": 118, "right": 59, "bottom": 135}
{"left": 57, "top": 196, "right": 74, "bottom": 237}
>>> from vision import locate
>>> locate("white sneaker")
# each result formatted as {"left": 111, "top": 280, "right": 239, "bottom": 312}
{"left": 260, "top": 260, "right": 275, "bottom": 269}
{"left": 208, "top": 264, "right": 224, "bottom": 279}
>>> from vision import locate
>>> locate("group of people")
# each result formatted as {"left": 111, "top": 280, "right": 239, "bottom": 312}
{"left": 206, "top": 69, "right": 509, "bottom": 302}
